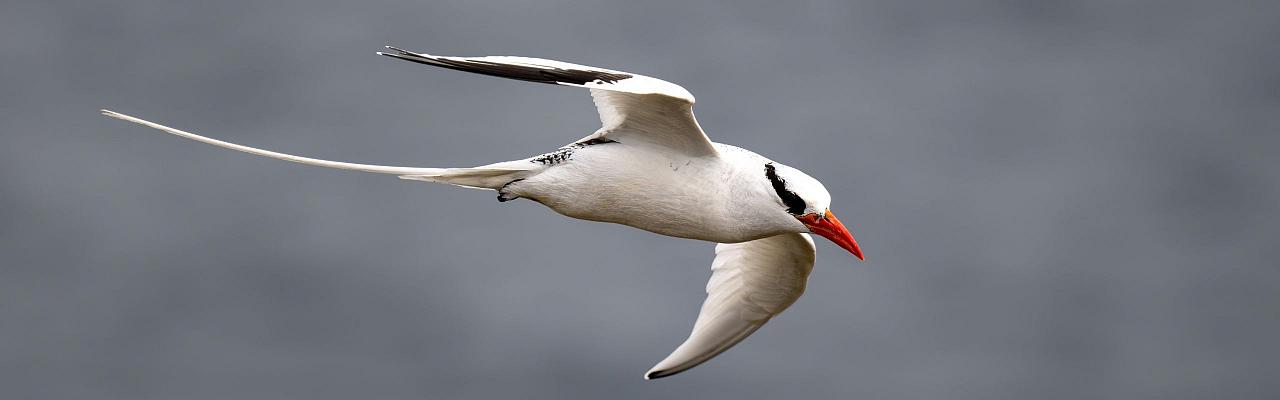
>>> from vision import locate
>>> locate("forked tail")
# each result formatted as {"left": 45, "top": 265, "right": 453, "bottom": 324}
{"left": 100, "top": 110, "right": 534, "bottom": 189}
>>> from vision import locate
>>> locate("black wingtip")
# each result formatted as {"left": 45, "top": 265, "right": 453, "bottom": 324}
{"left": 374, "top": 45, "right": 631, "bottom": 86}
{"left": 377, "top": 48, "right": 442, "bottom": 68}
{"left": 377, "top": 46, "right": 420, "bottom": 60}
{"left": 383, "top": 45, "right": 416, "bottom": 56}
{"left": 376, "top": 51, "right": 406, "bottom": 59}
{"left": 644, "top": 370, "right": 673, "bottom": 380}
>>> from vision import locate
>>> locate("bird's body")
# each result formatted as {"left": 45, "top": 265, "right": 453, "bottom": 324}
{"left": 103, "top": 46, "right": 863, "bottom": 379}
{"left": 506, "top": 140, "right": 802, "bottom": 243}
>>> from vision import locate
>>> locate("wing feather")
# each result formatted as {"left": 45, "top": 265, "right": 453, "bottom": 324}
{"left": 378, "top": 46, "right": 718, "bottom": 157}
{"left": 645, "top": 233, "right": 817, "bottom": 379}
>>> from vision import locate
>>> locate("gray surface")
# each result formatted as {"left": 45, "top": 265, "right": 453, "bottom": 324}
{"left": 3, "top": 1, "right": 1279, "bottom": 399}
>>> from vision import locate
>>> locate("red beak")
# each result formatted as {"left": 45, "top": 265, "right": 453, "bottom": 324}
{"left": 799, "top": 210, "right": 864, "bottom": 260}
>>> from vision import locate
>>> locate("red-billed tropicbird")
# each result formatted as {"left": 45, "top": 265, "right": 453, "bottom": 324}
{"left": 101, "top": 46, "right": 865, "bottom": 379}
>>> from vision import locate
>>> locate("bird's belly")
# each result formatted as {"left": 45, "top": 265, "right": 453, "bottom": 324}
{"left": 511, "top": 158, "right": 775, "bottom": 243}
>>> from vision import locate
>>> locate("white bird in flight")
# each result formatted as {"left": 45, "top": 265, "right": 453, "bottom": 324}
{"left": 102, "top": 46, "right": 865, "bottom": 379}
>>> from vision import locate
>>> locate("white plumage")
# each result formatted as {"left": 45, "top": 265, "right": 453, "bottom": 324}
{"left": 102, "top": 45, "right": 864, "bottom": 379}
{"left": 646, "top": 232, "right": 816, "bottom": 379}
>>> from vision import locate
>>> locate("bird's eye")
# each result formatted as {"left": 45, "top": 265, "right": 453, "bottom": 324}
{"left": 764, "top": 163, "right": 807, "bottom": 215}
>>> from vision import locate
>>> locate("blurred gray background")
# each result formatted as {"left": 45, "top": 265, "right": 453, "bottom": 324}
{"left": 3, "top": 0, "right": 1278, "bottom": 399}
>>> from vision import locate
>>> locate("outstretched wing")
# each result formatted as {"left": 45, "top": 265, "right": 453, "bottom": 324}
{"left": 645, "top": 233, "right": 817, "bottom": 379}
{"left": 378, "top": 46, "right": 718, "bottom": 157}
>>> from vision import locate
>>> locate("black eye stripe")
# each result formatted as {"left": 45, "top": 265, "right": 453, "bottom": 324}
{"left": 765, "top": 163, "right": 807, "bottom": 215}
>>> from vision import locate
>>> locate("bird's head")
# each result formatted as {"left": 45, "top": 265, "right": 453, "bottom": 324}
{"left": 764, "top": 163, "right": 864, "bottom": 260}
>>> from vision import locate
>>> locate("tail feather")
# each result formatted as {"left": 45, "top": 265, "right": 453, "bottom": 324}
{"left": 100, "top": 110, "right": 533, "bottom": 190}
{"left": 398, "top": 167, "right": 530, "bottom": 189}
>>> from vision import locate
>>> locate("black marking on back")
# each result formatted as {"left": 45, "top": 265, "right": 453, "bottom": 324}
{"left": 381, "top": 47, "right": 633, "bottom": 86}
{"left": 574, "top": 137, "right": 617, "bottom": 147}
{"left": 532, "top": 148, "right": 573, "bottom": 165}
{"left": 765, "top": 163, "right": 807, "bottom": 215}
{"left": 530, "top": 137, "right": 618, "bottom": 165}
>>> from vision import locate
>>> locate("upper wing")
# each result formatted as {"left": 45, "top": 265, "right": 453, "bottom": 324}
{"left": 378, "top": 46, "right": 719, "bottom": 157}
{"left": 645, "top": 233, "right": 817, "bottom": 379}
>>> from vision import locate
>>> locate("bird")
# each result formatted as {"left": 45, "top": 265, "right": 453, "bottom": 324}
{"left": 101, "top": 45, "right": 865, "bottom": 379}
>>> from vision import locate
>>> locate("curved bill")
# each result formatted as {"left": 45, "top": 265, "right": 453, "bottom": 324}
{"left": 798, "top": 210, "right": 864, "bottom": 260}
